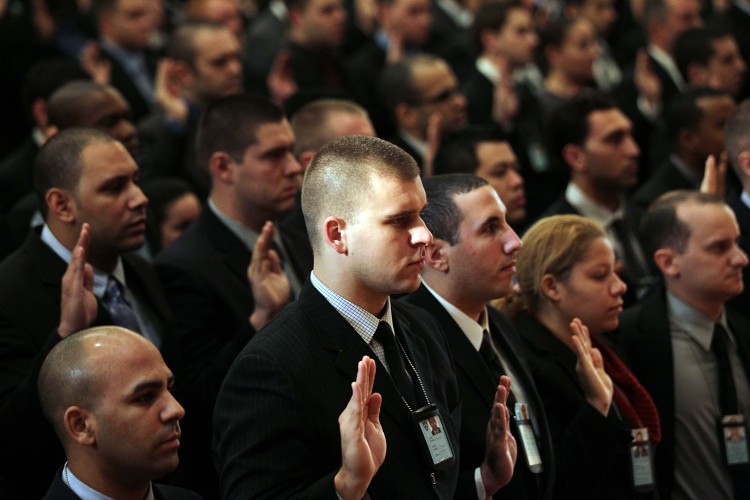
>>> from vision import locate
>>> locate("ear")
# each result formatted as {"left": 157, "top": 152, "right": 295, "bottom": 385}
{"left": 63, "top": 406, "right": 96, "bottom": 446}
{"left": 540, "top": 273, "right": 561, "bottom": 302}
{"left": 737, "top": 150, "right": 750, "bottom": 179}
{"left": 323, "top": 216, "right": 347, "bottom": 255}
{"left": 395, "top": 102, "right": 417, "bottom": 129}
{"left": 30, "top": 98, "right": 49, "bottom": 129}
{"left": 480, "top": 28, "right": 497, "bottom": 53}
{"left": 653, "top": 248, "right": 679, "bottom": 277}
{"left": 562, "top": 144, "right": 586, "bottom": 173}
{"left": 298, "top": 150, "right": 316, "bottom": 171}
{"left": 686, "top": 62, "right": 708, "bottom": 86}
{"left": 46, "top": 188, "right": 76, "bottom": 224}
{"left": 209, "top": 151, "right": 235, "bottom": 184}
{"left": 425, "top": 239, "right": 450, "bottom": 272}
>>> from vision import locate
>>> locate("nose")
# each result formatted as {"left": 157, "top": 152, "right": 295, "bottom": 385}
{"left": 733, "top": 246, "right": 749, "bottom": 268}
{"left": 286, "top": 154, "right": 304, "bottom": 176}
{"left": 611, "top": 273, "right": 627, "bottom": 296}
{"left": 625, "top": 134, "right": 640, "bottom": 158}
{"left": 162, "top": 392, "right": 185, "bottom": 422}
{"left": 509, "top": 168, "right": 524, "bottom": 188}
{"left": 130, "top": 182, "right": 149, "bottom": 210}
{"left": 412, "top": 218, "right": 433, "bottom": 246}
{"left": 503, "top": 227, "right": 523, "bottom": 254}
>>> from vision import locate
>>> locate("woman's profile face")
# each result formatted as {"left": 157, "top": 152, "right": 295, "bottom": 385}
{"left": 553, "top": 236, "right": 626, "bottom": 334}
{"left": 558, "top": 18, "right": 598, "bottom": 83}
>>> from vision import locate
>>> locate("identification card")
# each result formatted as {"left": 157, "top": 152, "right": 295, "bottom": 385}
{"left": 515, "top": 402, "right": 543, "bottom": 473}
{"left": 629, "top": 427, "right": 655, "bottom": 492}
{"left": 413, "top": 404, "right": 455, "bottom": 470}
{"left": 719, "top": 414, "right": 749, "bottom": 471}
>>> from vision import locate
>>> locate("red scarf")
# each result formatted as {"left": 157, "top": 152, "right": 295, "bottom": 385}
{"left": 592, "top": 336, "right": 662, "bottom": 444}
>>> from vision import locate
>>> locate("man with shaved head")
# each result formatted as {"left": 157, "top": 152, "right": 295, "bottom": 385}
{"left": 39, "top": 326, "right": 199, "bottom": 499}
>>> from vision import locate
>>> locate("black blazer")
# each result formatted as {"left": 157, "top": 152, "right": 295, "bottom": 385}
{"left": 155, "top": 207, "right": 313, "bottom": 498}
{"left": 41, "top": 469, "right": 203, "bottom": 500}
{"left": 615, "top": 288, "right": 750, "bottom": 499}
{"left": 213, "top": 280, "right": 462, "bottom": 499}
{"left": 632, "top": 158, "right": 696, "bottom": 213}
{"left": 99, "top": 45, "right": 160, "bottom": 123}
{"left": 515, "top": 313, "right": 639, "bottom": 500}
{"left": 402, "top": 285, "right": 556, "bottom": 499}
{"left": 0, "top": 230, "right": 178, "bottom": 499}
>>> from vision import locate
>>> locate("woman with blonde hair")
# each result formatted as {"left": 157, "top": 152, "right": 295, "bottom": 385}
{"left": 512, "top": 214, "right": 661, "bottom": 499}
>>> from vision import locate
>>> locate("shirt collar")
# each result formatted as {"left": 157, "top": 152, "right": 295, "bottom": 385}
{"left": 646, "top": 44, "right": 686, "bottom": 91}
{"left": 435, "top": 0, "right": 473, "bottom": 28}
{"left": 476, "top": 56, "right": 500, "bottom": 85}
{"left": 666, "top": 290, "right": 731, "bottom": 352}
{"left": 397, "top": 130, "right": 428, "bottom": 159}
{"left": 421, "top": 280, "right": 488, "bottom": 351}
{"left": 64, "top": 464, "right": 155, "bottom": 500}
{"left": 41, "top": 225, "right": 126, "bottom": 299}
{"left": 565, "top": 182, "right": 625, "bottom": 225}
{"left": 310, "top": 271, "right": 394, "bottom": 344}
{"left": 208, "top": 197, "right": 260, "bottom": 250}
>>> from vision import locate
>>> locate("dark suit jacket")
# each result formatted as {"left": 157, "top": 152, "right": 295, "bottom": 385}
{"left": 387, "top": 133, "right": 424, "bottom": 168}
{"left": 242, "top": 6, "right": 287, "bottom": 96}
{"left": 0, "top": 230, "right": 178, "bottom": 499}
{"left": 345, "top": 41, "right": 394, "bottom": 137}
{"left": 213, "top": 281, "right": 462, "bottom": 499}
{"left": 0, "top": 135, "right": 37, "bottom": 214}
{"left": 41, "top": 469, "right": 203, "bottom": 500}
{"left": 632, "top": 157, "right": 696, "bottom": 213}
{"left": 615, "top": 288, "right": 750, "bottom": 499}
{"left": 402, "top": 285, "right": 555, "bottom": 499}
{"left": 515, "top": 313, "right": 641, "bottom": 500}
{"left": 155, "top": 207, "right": 312, "bottom": 497}
{"left": 100, "top": 45, "right": 160, "bottom": 123}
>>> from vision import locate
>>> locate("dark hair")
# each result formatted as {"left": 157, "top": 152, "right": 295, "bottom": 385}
{"left": 22, "top": 59, "right": 90, "bottom": 120}
{"left": 168, "top": 21, "right": 227, "bottom": 68}
{"left": 471, "top": 0, "right": 523, "bottom": 52}
{"left": 421, "top": 174, "right": 489, "bottom": 245}
{"left": 640, "top": 190, "right": 725, "bottom": 259}
{"left": 196, "top": 94, "right": 285, "bottom": 171}
{"left": 674, "top": 27, "right": 733, "bottom": 82}
{"left": 547, "top": 89, "right": 617, "bottom": 168}
{"left": 141, "top": 178, "right": 197, "bottom": 254}
{"left": 433, "top": 126, "right": 510, "bottom": 176}
{"left": 378, "top": 54, "right": 443, "bottom": 120}
{"left": 34, "top": 128, "right": 116, "bottom": 218}
{"left": 663, "top": 86, "right": 730, "bottom": 146}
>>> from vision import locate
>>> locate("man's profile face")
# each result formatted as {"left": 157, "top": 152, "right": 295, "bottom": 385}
{"left": 663, "top": 0, "right": 702, "bottom": 47}
{"left": 298, "top": 0, "right": 347, "bottom": 48}
{"left": 412, "top": 61, "right": 468, "bottom": 137}
{"left": 670, "top": 202, "right": 748, "bottom": 304}
{"left": 691, "top": 95, "right": 736, "bottom": 164}
{"left": 196, "top": 0, "right": 245, "bottom": 39}
{"left": 580, "top": 0, "right": 617, "bottom": 36}
{"left": 580, "top": 108, "right": 640, "bottom": 191}
{"left": 343, "top": 173, "right": 432, "bottom": 298}
{"left": 72, "top": 141, "right": 148, "bottom": 255}
{"left": 444, "top": 186, "right": 522, "bottom": 304}
{"left": 474, "top": 141, "right": 526, "bottom": 224}
{"left": 103, "top": 0, "right": 156, "bottom": 51}
{"left": 707, "top": 37, "right": 747, "bottom": 97}
{"left": 495, "top": 8, "right": 538, "bottom": 67}
{"left": 190, "top": 28, "right": 243, "bottom": 104}
{"left": 232, "top": 119, "right": 303, "bottom": 222}
{"left": 87, "top": 335, "right": 184, "bottom": 483}
{"left": 385, "top": 0, "right": 432, "bottom": 47}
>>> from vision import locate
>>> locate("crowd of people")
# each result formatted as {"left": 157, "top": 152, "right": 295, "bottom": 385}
{"left": 1, "top": 0, "right": 750, "bottom": 498}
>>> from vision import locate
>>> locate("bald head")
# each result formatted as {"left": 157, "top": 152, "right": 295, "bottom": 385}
{"left": 38, "top": 327, "right": 159, "bottom": 443}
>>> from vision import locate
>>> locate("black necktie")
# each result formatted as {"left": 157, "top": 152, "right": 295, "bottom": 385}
{"left": 712, "top": 324, "right": 739, "bottom": 415}
{"left": 479, "top": 330, "right": 516, "bottom": 409}
{"left": 373, "top": 322, "right": 417, "bottom": 407}
{"left": 102, "top": 277, "right": 141, "bottom": 334}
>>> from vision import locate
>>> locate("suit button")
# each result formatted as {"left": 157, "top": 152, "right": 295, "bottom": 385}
{"left": 430, "top": 473, "right": 437, "bottom": 485}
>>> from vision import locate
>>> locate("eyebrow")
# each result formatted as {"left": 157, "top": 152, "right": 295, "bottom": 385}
{"left": 130, "top": 374, "right": 174, "bottom": 395}
{"left": 479, "top": 215, "right": 502, "bottom": 229}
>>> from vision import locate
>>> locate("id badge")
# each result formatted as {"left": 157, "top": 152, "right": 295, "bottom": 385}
{"left": 629, "top": 427, "right": 655, "bottom": 492}
{"left": 413, "top": 404, "right": 455, "bottom": 470}
{"left": 719, "top": 414, "right": 749, "bottom": 471}
{"left": 515, "top": 402, "right": 543, "bottom": 473}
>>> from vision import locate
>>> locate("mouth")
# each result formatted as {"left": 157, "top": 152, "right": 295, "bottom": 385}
{"left": 160, "top": 431, "right": 181, "bottom": 448}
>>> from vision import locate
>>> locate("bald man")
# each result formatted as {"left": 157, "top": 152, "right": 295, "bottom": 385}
{"left": 38, "top": 326, "right": 200, "bottom": 500}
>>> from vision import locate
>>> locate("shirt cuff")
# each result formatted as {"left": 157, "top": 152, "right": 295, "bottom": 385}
{"left": 475, "top": 467, "right": 490, "bottom": 499}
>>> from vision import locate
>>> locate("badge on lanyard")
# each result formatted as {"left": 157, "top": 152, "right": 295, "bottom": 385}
{"left": 514, "top": 402, "right": 543, "bottom": 473}
{"left": 719, "top": 414, "right": 749, "bottom": 471}
{"left": 629, "top": 427, "right": 655, "bottom": 492}
{"left": 413, "top": 403, "right": 455, "bottom": 470}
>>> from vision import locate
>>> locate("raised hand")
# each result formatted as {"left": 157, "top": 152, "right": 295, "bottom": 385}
{"left": 571, "top": 318, "right": 613, "bottom": 416}
{"left": 421, "top": 112, "right": 443, "bottom": 178}
{"left": 247, "top": 221, "right": 291, "bottom": 331}
{"left": 480, "top": 375, "right": 518, "bottom": 495}
{"left": 80, "top": 42, "right": 111, "bottom": 85}
{"left": 335, "top": 356, "right": 386, "bottom": 500}
{"left": 491, "top": 58, "right": 519, "bottom": 129}
{"left": 154, "top": 58, "right": 188, "bottom": 123}
{"left": 634, "top": 49, "right": 661, "bottom": 108}
{"left": 59, "top": 224, "right": 97, "bottom": 338}
{"left": 267, "top": 50, "right": 298, "bottom": 106}
{"left": 700, "top": 153, "right": 728, "bottom": 198}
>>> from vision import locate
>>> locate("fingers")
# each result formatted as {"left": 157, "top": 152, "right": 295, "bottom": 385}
{"left": 249, "top": 221, "right": 282, "bottom": 275}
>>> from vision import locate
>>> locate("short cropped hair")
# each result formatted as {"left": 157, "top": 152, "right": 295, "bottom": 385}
{"left": 34, "top": 128, "right": 116, "bottom": 218}
{"left": 547, "top": 89, "right": 617, "bottom": 168}
{"left": 291, "top": 99, "right": 369, "bottom": 156}
{"left": 196, "top": 94, "right": 285, "bottom": 170}
{"left": 47, "top": 81, "right": 116, "bottom": 129}
{"left": 471, "top": 0, "right": 524, "bottom": 52}
{"left": 379, "top": 54, "right": 444, "bottom": 120}
{"left": 640, "top": 190, "right": 725, "bottom": 259}
{"left": 724, "top": 98, "right": 750, "bottom": 178}
{"left": 674, "top": 27, "right": 733, "bottom": 82}
{"left": 433, "top": 126, "right": 510, "bottom": 176}
{"left": 663, "top": 87, "right": 730, "bottom": 146}
{"left": 302, "top": 136, "right": 420, "bottom": 250}
{"left": 421, "top": 174, "right": 489, "bottom": 245}
{"left": 168, "top": 21, "right": 227, "bottom": 68}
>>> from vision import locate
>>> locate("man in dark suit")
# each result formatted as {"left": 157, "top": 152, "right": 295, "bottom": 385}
{"left": 403, "top": 173, "right": 555, "bottom": 499}
{"left": 544, "top": 91, "right": 654, "bottom": 304}
{"left": 39, "top": 326, "right": 200, "bottom": 500}
{"left": 155, "top": 94, "right": 306, "bottom": 497}
{"left": 616, "top": 190, "right": 750, "bottom": 499}
{"left": 0, "top": 128, "right": 179, "bottom": 498}
{"left": 213, "top": 135, "right": 517, "bottom": 499}
{"left": 93, "top": 0, "right": 161, "bottom": 122}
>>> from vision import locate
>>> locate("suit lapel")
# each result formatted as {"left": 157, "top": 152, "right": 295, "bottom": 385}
{"left": 199, "top": 209, "right": 252, "bottom": 284}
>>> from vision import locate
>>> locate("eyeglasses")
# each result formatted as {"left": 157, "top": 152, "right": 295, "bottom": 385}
{"left": 415, "top": 87, "right": 463, "bottom": 106}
